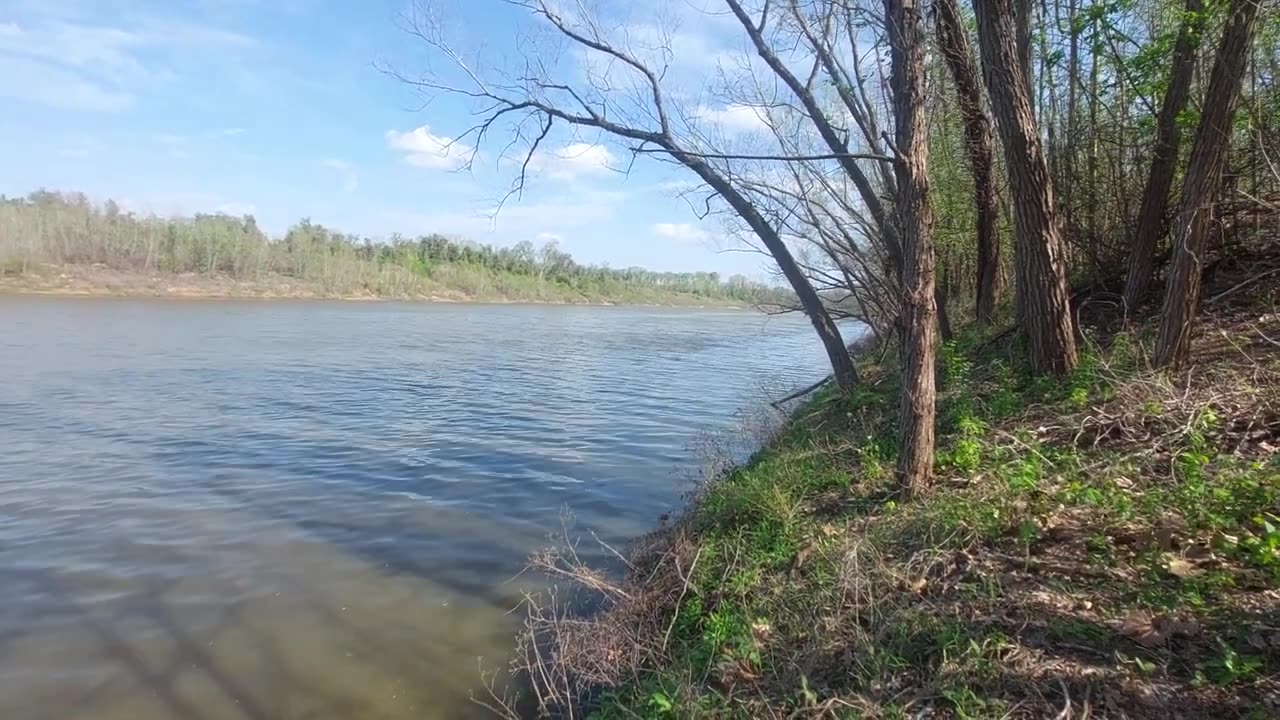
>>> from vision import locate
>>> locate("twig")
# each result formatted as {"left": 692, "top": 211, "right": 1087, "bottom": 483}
{"left": 1207, "top": 267, "right": 1280, "bottom": 304}
{"left": 589, "top": 529, "right": 635, "bottom": 571}
{"left": 662, "top": 546, "right": 704, "bottom": 652}
{"left": 631, "top": 147, "right": 892, "bottom": 163}
{"left": 1053, "top": 678, "right": 1072, "bottom": 720}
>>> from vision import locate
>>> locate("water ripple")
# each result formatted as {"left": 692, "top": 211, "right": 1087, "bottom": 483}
{"left": 0, "top": 298, "right": 845, "bottom": 719}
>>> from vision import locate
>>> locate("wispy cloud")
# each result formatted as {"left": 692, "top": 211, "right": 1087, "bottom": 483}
{"left": 382, "top": 189, "right": 627, "bottom": 238}
{"left": 0, "top": 55, "right": 134, "bottom": 111}
{"left": 0, "top": 10, "right": 257, "bottom": 114}
{"left": 116, "top": 190, "right": 256, "bottom": 219}
{"left": 322, "top": 159, "right": 360, "bottom": 193}
{"left": 386, "top": 125, "right": 473, "bottom": 170}
{"left": 695, "top": 103, "right": 771, "bottom": 135}
{"left": 654, "top": 222, "right": 713, "bottom": 244}
{"left": 527, "top": 142, "right": 618, "bottom": 181}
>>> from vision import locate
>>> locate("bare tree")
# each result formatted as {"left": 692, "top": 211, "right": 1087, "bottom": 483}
{"left": 934, "top": 0, "right": 1001, "bottom": 324}
{"left": 395, "top": 1, "right": 862, "bottom": 389}
{"left": 725, "top": 0, "right": 905, "bottom": 278}
{"left": 1155, "top": 0, "right": 1262, "bottom": 368}
{"left": 886, "top": 0, "right": 937, "bottom": 494}
{"left": 1121, "top": 0, "right": 1204, "bottom": 312}
{"left": 973, "top": 0, "right": 1079, "bottom": 376}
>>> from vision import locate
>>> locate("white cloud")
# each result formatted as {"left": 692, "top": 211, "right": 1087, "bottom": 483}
{"left": 654, "top": 222, "right": 713, "bottom": 244}
{"left": 621, "top": 20, "right": 744, "bottom": 73}
{"left": 386, "top": 126, "right": 473, "bottom": 170}
{"left": 0, "top": 13, "right": 256, "bottom": 113}
{"left": 528, "top": 142, "right": 617, "bottom": 180}
{"left": 695, "top": 104, "right": 771, "bottom": 135}
{"left": 381, "top": 190, "right": 627, "bottom": 238}
{"left": 0, "top": 56, "right": 133, "bottom": 111}
{"left": 322, "top": 159, "right": 359, "bottom": 193}
{"left": 535, "top": 231, "right": 565, "bottom": 243}
{"left": 116, "top": 191, "right": 255, "bottom": 219}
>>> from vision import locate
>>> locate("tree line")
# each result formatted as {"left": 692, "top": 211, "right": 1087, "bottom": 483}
{"left": 403, "top": 0, "right": 1277, "bottom": 492}
{"left": 0, "top": 190, "right": 791, "bottom": 304}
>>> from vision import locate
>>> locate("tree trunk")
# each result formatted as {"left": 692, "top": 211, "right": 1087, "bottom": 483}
{"left": 974, "top": 0, "right": 1079, "bottom": 376}
{"left": 675, "top": 150, "right": 860, "bottom": 391}
{"left": 1087, "top": 11, "right": 1101, "bottom": 277}
{"left": 1014, "top": 0, "right": 1035, "bottom": 116}
{"left": 887, "top": 0, "right": 938, "bottom": 496}
{"left": 1064, "top": 0, "right": 1080, "bottom": 224}
{"left": 935, "top": 283, "right": 954, "bottom": 342}
{"left": 1155, "top": 0, "right": 1260, "bottom": 368}
{"left": 1122, "top": 0, "right": 1204, "bottom": 312}
{"left": 935, "top": 0, "right": 1001, "bottom": 324}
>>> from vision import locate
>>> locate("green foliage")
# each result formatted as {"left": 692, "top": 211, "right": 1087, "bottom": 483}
{"left": 0, "top": 191, "right": 792, "bottom": 305}
{"left": 1196, "top": 639, "right": 1264, "bottom": 686}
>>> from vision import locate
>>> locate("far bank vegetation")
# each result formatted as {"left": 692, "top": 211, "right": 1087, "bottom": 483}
{"left": 0, "top": 192, "right": 790, "bottom": 305}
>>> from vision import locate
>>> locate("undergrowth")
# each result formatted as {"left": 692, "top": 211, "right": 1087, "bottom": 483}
{"left": 494, "top": 272, "right": 1280, "bottom": 720}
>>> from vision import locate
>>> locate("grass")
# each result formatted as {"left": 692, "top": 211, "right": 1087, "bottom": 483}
{"left": 495, "top": 259, "right": 1280, "bottom": 719}
{"left": 0, "top": 262, "right": 751, "bottom": 306}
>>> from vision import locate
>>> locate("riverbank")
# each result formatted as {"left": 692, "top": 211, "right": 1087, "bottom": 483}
{"left": 507, "top": 254, "right": 1280, "bottom": 718}
{"left": 0, "top": 265, "right": 749, "bottom": 308}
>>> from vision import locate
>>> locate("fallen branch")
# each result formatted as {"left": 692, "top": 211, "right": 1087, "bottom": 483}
{"left": 772, "top": 375, "right": 833, "bottom": 408}
{"left": 1208, "top": 267, "right": 1280, "bottom": 304}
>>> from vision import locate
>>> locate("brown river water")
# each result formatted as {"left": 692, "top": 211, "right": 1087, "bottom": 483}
{"left": 0, "top": 297, "right": 831, "bottom": 719}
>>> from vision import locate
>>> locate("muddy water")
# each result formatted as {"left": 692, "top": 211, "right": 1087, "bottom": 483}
{"left": 0, "top": 298, "right": 831, "bottom": 719}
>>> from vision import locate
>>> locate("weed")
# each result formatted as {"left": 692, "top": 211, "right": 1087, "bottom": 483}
{"left": 1196, "top": 639, "right": 1264, "bottom": 686}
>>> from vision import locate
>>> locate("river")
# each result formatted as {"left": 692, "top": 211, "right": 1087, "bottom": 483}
{"left": 0, "top": 297, "right": 832, "bottom": 719}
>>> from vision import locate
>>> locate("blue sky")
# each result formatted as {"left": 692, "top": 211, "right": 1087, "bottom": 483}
{"left": 0, "top": 0, "right": 780, "bottom": 276}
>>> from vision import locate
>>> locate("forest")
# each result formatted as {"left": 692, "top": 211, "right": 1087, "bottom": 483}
{"left": 409, "top": 0, "right": 1280, "bottom": 716}
{"left": 403, "top": 0, "right": 1279, "bottom": 498}
{"left": 0, "top": 190, "right": 791, "bottom": 305}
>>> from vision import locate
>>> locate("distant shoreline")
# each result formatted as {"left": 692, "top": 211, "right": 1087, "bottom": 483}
{"left": 0, "top": 266, "right": 752, "bottom": 310}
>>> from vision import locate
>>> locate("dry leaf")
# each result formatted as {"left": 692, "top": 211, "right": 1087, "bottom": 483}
{"left": 1119, "top": 611, "right": 1165, "bottom": 647}
{"left": 790, "top": 541, "right": 816, "bottom": 576}
{"left": 751, "top": 621, "right": 774, "bottom": 646}
{"left": 908, "top": 577, "right": 928, "bottom": 594}
{"left": 1166, "top": 556, "right": 1202, "bottom": 579}
{"left": 1160, "top": 614, "right": 1200, "bottom": 639}
{"left": 819, "top": 523, "right": 839, "bottom": 537}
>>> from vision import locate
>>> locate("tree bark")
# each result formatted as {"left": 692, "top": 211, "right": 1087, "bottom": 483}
{"left": 887, "top": 0, "right": 938, "bottom": 496}
{"left": 935, "top": 284, "right": 954, "bottom": 342}
{"left": 1122, "top": 0, "right": 1204, "bottom": 311}
{"left": 1064, "top": 0, "right": 1080, "bottom": 224}
{"left": 1014, "top": 0, "right": 1035, "bottom": 116}
{"left": 674, "top": 150, "right": 860, "bottom": 390}
{"left": 1155, "top": 0, "right": 1260, "bottom": 369}
{"left": 974, "top": 0, "right": 1079, "bottom": 376}
{"left": 935, "top": 0, "right": 1002, "bottom": 324}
